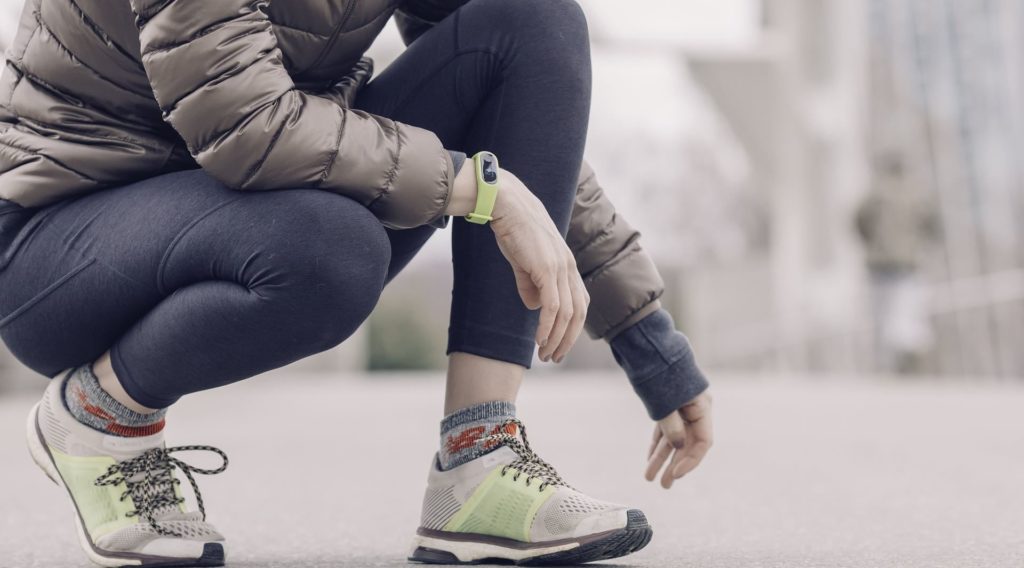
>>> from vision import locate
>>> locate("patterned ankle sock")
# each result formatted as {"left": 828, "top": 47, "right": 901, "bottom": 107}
{"left": 62, "top": 365, "right": 167, "bottom": 437}
{"left": 439, "top": 400, "right": 517, "bottom": 471}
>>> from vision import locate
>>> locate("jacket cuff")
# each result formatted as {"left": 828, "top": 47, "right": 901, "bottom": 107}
{"left": 610, "top": 308, "right": 709, "bottom": 420}
{"left": 427, "top": 150, "right": 465, "bottom": 230}
{"left": 448, "top": 150, "right": 467, "bottom": 177}
{"left": 377, "top": 124, "right": 453, "bottom": 229}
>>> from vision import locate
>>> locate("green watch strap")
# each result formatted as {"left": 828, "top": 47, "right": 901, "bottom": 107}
{"left": 466, "top": 151, "right": 499, "bottom": 224}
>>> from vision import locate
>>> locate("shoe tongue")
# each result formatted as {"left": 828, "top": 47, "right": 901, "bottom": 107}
{"left": 484, "top": 446, "right": 519, "bottom": 467}
{"left": 100, "top": 431, "right": 165, "bottom": 461}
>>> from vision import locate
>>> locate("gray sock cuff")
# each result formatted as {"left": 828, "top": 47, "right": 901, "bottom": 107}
{"left": 75, "top": 365, "right": 167, "bottom": 424}
{"left": 440, "top": 400, "right": 515, "bottom": 434}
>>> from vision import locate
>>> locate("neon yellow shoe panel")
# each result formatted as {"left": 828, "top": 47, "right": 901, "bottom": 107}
{"left": 50, "top": 450, "right": 139, "bottom": 540}
{"left": 442, "top": 465, "right": 556, "bottom": 541}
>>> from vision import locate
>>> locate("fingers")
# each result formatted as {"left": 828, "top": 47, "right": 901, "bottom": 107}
{"left": 660, "top": 450, "right": 686, "bottom": 489}
{"left": 533, "top": 264, "right": 560, "bottom": 348}
{"left": 654, "top": 411, "right": 688, "bottom": 488}
{"left": 645, "top": 399, "right": 715, "bottom": 489}
{"left": 670, "top": 437, "right": 711, "bottom": 480}
{"left": 672, "top": 399, "right": 714, "bottom": 479}
{"left": 644, "top": 435, "right": 672, "bottom": 482}
{"left": 657, "top": 394, "right": 715, "bottom": 488}
{"left": 648, "top": 425, "right": 662, "bottom": 460}
{"left": 550, "top": 265, "right": 588, "bottom": 363}
{"left": 645, "top": 411, "right": 683, "bottom": 483}
{"left": 512, "top": 265, "right": 542, "bottom": 310}
{"left": 539, "top": 264, "right": 573, "bottom": 361}
{"left": 657, "top": 410, "right": 688, "bottom": 451}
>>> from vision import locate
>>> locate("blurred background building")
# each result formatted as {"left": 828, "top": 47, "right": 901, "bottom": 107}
{"left": 1, "top": 0, "right": 1022, "bottom": 387}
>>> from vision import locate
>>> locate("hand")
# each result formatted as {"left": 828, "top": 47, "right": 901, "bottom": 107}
{"left": 467, "top": 167, "right": 588, "bottom": 362}
{"left": 645, "top": 391, "right": 713, "bottom": 489}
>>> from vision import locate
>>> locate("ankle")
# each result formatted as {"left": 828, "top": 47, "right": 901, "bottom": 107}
{"left": 63, "top": 365, "right": 167, "bottom": 437}
{"left": 438, "top": 400, "right": 516, "bottom": 470}
{"left": 93, "top": 352, "right": 159, "bottom": 414}
{"left": 444, "top": 352, "right": 523, "bottom": 415}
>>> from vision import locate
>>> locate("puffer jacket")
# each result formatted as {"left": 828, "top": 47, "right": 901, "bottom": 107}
{"left": 0, "top": 0, "right": 663, "bottom": 340}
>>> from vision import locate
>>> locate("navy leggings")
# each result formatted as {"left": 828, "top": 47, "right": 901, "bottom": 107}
{"left": 0, "top": 0, "right": 591, "bottom": 408}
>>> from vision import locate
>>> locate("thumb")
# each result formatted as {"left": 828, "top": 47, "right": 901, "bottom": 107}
{"left": 657, "top": 410, "right": 687, "bottom": 450}
{"left": 513, "top": 266, "right": 541, "bottom": 309}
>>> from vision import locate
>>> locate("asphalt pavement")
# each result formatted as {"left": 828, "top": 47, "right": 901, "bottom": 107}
{"left": 1, "top": 371, "right": 1021, "bottom": 567}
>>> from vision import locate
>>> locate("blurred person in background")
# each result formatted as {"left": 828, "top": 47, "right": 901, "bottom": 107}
{"left": 0, "top": 0, "right": 712, "bottom": 566}
{"left": 856, "top": 150, "right": 940, "bottom": 374}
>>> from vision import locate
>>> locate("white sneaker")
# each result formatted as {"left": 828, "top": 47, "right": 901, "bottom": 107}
{"left": 409, "top": 419, "right": 652, "bottom": 565}
{"left": 27, "top": 370, "right": 228, "bottom": 567}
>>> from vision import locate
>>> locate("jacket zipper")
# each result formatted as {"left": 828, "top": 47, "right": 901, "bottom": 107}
{"left": 299, "top": 0, "right": 359, "bottom": 76}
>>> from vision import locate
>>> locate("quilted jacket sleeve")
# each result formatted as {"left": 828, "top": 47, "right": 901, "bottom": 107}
{"left": 129, "top": 0, "right": 454, "bottom": 229}
{"left": 568, "top": 162, "right": 665, "bottom": 340}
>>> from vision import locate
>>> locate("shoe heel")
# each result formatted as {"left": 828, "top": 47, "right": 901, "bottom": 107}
{"left": 409, "top": 533, "right": 475, "bottom": 565}
{"left": 26, "top": 403, "right": 61, "bottom": 487}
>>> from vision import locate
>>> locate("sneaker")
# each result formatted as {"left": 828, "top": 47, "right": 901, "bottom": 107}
{"left": 409, "top": 419, "right": 653, "bottom": 565}
{"left": 26, "top": 370, "right": 228, "bottom": 567}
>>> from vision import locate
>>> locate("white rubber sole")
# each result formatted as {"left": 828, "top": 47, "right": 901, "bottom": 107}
{"left": 26, "top": 402, "right": 143, "bottom": 567}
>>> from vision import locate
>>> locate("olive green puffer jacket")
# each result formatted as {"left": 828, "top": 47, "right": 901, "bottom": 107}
{"left": 0, "top": 0, "right": 663, "bottom": 340}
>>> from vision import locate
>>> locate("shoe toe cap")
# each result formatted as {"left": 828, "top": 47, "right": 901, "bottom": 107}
{"left": 571, "top": 506, "right": 629, "bottom": 538}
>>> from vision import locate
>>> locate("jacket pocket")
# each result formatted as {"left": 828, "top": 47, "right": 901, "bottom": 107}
{"left": 0, "top": 258, "right": 96, "bottom": 328}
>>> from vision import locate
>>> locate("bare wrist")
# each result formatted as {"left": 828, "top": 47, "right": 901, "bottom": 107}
{"left": 446, "top": 160, "right": 477, "bottom": 217}
{"left": 490, "top": 169, "right": 520, "bottom": 223}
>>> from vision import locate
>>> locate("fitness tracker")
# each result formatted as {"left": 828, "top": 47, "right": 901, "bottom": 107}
{"left": 466, "top": 151, "right": 499, "bottom": 224}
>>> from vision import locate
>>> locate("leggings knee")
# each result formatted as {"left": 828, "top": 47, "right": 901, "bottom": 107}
{"left": 471, "top": 0, "right": 589, "bottom": 48}
{"left": 465, "top": 0, "right": 590, "bottom": 88}
{"left": 245, "top": 192, "right": 390, "bottom": 352}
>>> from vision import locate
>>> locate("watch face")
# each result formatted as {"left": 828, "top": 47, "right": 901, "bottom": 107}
{"left": 481, "top": 154, "right": 498, "bottom": 184}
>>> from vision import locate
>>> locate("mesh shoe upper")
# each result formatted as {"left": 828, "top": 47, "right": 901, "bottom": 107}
{"left": 418, "top": 419, "right": 630, "bottom": 544}
{"left": 95, "top": 511, "right": 224, "bottom": 552}
{"left": 34, "top": 374, "right": 226, "bottom": 559}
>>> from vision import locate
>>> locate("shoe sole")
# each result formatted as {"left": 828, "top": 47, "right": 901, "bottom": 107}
{"left": 408, "top": 509, "right": 653, "bottom": 565}
{"left": 26, "top": 402, "right": 225, "bottom": 568}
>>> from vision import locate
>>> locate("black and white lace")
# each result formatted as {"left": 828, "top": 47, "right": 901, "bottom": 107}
{"left": 483, "top": 418, "right": 570, "bottom": 492}
{"left": 94, "top": 445, "right": 228, "bottom": 537}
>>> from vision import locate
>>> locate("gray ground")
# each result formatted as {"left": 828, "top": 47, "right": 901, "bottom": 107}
{"left": 0, "top": 372, "right": 1021, "bottom": 567}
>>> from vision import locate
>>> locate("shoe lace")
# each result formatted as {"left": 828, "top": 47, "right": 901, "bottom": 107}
{"left": 94, "top": 445, "right": 228, "bottom": 537}
{"left": 482, "top": 418, "right": 570, "bottom": 492}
